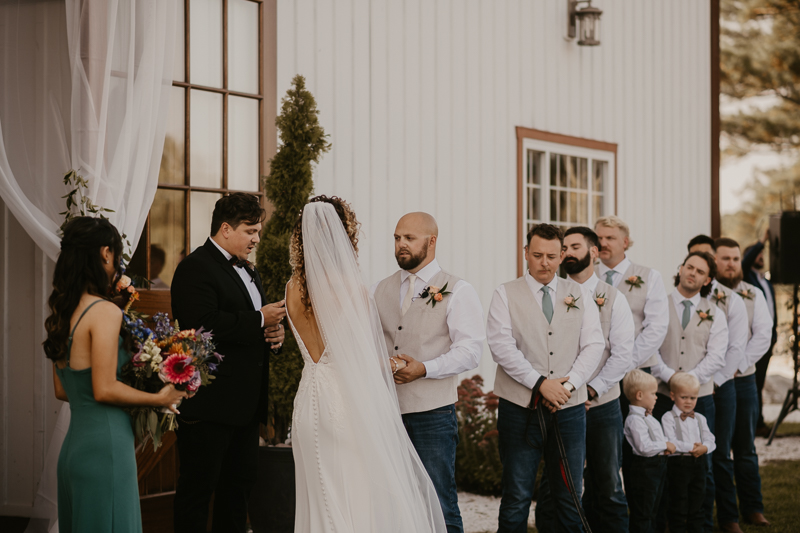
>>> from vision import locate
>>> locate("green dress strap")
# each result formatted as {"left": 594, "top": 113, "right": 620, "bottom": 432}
{"left": 66, "top": 299, "right": 106, "bottom": 364}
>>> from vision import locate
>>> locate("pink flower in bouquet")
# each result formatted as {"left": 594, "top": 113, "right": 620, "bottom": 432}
{"left": 160, "top": 353, "right": 195, "bottom": 384}
{"left": 186, "top": 370, "right": 202, "bottom": 392}
{"left": 116, "top": 275, "right": 131, "bottom": 292}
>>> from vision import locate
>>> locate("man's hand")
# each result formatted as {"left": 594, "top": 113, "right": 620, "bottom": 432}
{"left": 665, "top": 441, "right": 676, "bottom": 455}
{"left": 541, "top": 398, "right": 560, "bottom": 413}
{"left": 261, "top": 300, "right": 286, "bottom": 326}
{"left": 691, "top": 443, "right": 708, "bottom": 457}
{"left": 264, "top": 323, "right": 284, "bottom": 348}
{"left": 538, "top": 377, "right": 571, "bottom": 408}
{"left": 760, "top": 228, "right": 770, "bottom": 244}
{"left": 393, "top": 354, "right": 426, "bottom": 384}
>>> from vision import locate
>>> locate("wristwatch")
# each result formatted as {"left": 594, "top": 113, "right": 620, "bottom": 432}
{"left": 564, "top": 381, "right": 576, "bottom": 393}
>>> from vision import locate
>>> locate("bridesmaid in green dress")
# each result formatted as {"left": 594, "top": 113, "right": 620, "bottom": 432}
{"left": 43, "top": 217, "right": 187, "bottom": 533}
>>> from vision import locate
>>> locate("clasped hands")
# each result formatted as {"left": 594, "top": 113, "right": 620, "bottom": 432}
{"left": 390, "top": 354, "right": 426, "bottom": 384}
{"left": 538, "top": 377, "right": 572, "bottom": 413}
{"left": 261, "top": 300, "right": 287, "bottom": 349}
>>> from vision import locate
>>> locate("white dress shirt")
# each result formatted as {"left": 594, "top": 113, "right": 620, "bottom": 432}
{"left": 210, "top": 237, "right": 264, "bottom": 326}
{"left": 755, "top": 271, "right": 775, "bottom": 323}
{"left": 624, "top": 405, "right": 668, "bottom": 457}
{"left": 736, "top": 282, "right": 773, "bottom": 373}
{"left": 661, "top": 405, "right": 716, "bottom": 455}
{"left": 651, "top": 291, "right": 728, "bottom": 386}
{"left": 596, "top": 257, "right": 670, "bottom": 368}
{"left": 568, "top": 273, "right": 635, "bottom": 398}
{"left": 709, "top": 280, "right": 749, "bottom": 386}
{"left": 486, "top": 272, "right": 605, "bottom": 391}
{"left": 369, "top": 259, "right": 485, "bottom": 379}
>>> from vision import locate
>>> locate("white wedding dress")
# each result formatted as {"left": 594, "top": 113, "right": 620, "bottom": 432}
{"left": 288, "top": 202, "right": 446, "bottom": 533}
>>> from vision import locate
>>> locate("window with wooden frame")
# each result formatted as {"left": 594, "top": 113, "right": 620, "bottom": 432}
{"left": 128, "top": 0, "right": 275, "bottom": 289}
{"left": 516, "top": 127, "right": 617, "bottom": 276}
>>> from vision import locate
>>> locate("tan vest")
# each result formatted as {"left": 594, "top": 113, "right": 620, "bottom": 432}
{"left": 588, "top": 279, "right": 621, "bottom": 406}
{"left": 374, "top": 269, "right": 461, "bottom": 414}
{"left": 620, "top": 262, "right": 656, "bottom": 367}
{"left": 658, "top": 296, "right": 717, "bottom": 397}
{"left": 735, "top": 280, "right": 758, "bottom": 377}
{"left": 493, "top": 276, "right": 588, "bottom": 409}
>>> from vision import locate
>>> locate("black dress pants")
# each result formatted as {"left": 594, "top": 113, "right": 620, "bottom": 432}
{"left": 173, "top": 419, "right": 260, "bottom": 533}
{"left": 667, "top": 455, "right": 708, "bottom": 533}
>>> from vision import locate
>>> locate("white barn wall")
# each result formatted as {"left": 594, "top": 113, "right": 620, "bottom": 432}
{"left": 277, "top": 0, "right": 713, "bottom": 384}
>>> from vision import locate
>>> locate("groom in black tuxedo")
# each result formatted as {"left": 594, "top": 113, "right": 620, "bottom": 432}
{"left": 171, "top": 193, "right": 286, "bottom": 533}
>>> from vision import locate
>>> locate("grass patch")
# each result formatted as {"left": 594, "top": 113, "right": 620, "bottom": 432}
{"left": 772, "top": 421, "right": 800, "bottom": 437}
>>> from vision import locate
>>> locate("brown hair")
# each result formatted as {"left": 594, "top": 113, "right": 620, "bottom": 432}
{"left": 673, "top": 251, "right": 717, "bottom": 298}
{"left": 526, "top": 223, "right": 564, "bottom": 246}
{"left": 290, "top": 195, "right": 361, "bottom": 313}
{"left": 714, "top": 237, "right": 740, "bottom": 251}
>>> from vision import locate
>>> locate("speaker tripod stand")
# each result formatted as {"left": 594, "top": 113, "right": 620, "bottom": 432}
{"left": 767, "top": 283, "right": 799, "bottom": 445}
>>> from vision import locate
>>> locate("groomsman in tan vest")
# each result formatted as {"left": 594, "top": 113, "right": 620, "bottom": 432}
{"left": 488, "top": 223, "right": 604, "bottom": 532}
{"left": 710, "top": 238, "right": 772, "bottom": 531}
{"left": 371, "top": 212, "right": 485, "bottom": 533}
{"left": 687, "top": 235, "right": 750, "bottom": 532}
{"left": 536, "top": 226, "right": 635, "bottom": 533}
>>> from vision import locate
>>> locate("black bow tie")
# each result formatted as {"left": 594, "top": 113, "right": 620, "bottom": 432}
{"left": 230, "top": 256, "right": 256, "bottom": 280}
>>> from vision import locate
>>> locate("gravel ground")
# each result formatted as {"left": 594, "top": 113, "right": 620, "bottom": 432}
{"left": 460, "top": 403, "right": 800, "bottom": 533}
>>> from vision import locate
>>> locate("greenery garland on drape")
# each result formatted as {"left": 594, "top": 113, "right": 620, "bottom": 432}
{"left": 256, "top": 75, "right": 331, "bottom": 444}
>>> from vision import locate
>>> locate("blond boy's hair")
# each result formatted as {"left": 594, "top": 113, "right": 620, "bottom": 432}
{"left": 623, "top": 368, "right": 657, "bottom": 401}
{"left": 595, "top": 215, "right": 634, "bottom": 249}
{"left": 669, "top": 371, "right": 700, "bottom": 394}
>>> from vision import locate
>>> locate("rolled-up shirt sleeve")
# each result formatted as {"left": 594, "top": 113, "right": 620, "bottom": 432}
{"left": 487, "top": 285, "right": 542, "bottom": 390}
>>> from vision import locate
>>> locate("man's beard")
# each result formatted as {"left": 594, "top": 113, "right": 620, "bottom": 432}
{"left": 563, "top": 250, "right": 592, "bottom": 275}
{"left": 396, "top": 243, "right": 428, "bottom": 271}
{"left": 716, "top": 271, "right": 744, "bottom": 290}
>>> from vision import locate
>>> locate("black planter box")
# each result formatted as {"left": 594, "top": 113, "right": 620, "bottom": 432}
{"left": 249, "top": 446, "right": 295, "bottom": 533}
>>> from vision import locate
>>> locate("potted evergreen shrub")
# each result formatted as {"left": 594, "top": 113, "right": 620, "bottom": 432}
{"left": 248, "top": 75, "right": 330, "bottom": 533}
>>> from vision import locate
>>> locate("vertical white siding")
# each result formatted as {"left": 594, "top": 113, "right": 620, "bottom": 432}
{"left": 277, "top": 0, "right": 713, "bottom": 383}
{"left": 0, "top": 199, "right": 61, "bottom": 515}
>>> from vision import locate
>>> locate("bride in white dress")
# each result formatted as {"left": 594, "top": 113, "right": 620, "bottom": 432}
{"left": 285, "top": 197, "right": 446, "bottom": 533}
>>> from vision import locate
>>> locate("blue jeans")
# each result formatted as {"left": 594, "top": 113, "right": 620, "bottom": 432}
{"left": 538, "top": 399, "right": 627, "bottom": 533}
{"left": 653, "top": 393, "right": 716, "bottom": 533}
{"left": 402, "top": 404, "right": 462, "bottom": 533}
{"left": 714, "top": 375, "right": 764, "bottom": 524}
{"left": 498, "top": 398, "right": 586, "bottom": 533}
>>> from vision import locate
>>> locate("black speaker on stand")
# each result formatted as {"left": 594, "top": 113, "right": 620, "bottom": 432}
{"left": 766, "top": 211, "right": 800, "bottom": 445}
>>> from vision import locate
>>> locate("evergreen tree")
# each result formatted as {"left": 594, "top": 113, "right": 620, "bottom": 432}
{"left": 256, "top": 75, "right": 331, "bottom": 444}
{"left": 721, "top": 0, "right": 800, "bottom": 155}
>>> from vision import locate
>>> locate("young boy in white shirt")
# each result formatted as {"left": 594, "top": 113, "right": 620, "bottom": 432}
{"left": 661, "top": 372, "right": 716, "bottom": 533}
{"left": 623, "top": 369, "right": 676, "bottom": 533}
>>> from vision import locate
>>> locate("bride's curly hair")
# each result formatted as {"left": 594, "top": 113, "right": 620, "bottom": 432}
{"left": 290, "top": 195, "right": 360, "bottom": 313}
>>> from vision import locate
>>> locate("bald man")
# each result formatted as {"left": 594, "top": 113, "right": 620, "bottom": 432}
{"left": 371, "top": 212, "right": 485, "bottom": 533}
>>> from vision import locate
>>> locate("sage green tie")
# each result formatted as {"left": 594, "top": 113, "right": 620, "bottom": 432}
{"left": 605, "top": 270, "right": 616, "bottom": 285}
{"left": 541, "top": 286, "right": 554, "bottom": 324}
{"left": 681, "top": 300, "right": 692, "bottom": 329}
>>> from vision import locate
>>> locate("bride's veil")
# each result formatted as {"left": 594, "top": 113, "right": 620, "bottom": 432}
{"left": 301, "top": 202, "right": 447, "bottom": 532}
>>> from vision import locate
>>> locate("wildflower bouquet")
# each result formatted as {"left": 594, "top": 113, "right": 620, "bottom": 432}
{"left": 118, "top": 278, "right": 222, "bottom": 450}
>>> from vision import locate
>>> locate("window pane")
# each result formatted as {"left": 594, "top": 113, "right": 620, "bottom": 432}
{"left": 593, "top": 193, "right": 605, "bottom": 218}
{"left": 550, "top": 190, "right": 558, "bottom": 223}
{"left": 593, "top": 160, "right": 607, "bottom": 192}
{"left": 578, "top": 192, "right": 588, "bottom": 224}
{"left": 190, "top": 89, "right": 223, "bottom": 188}
{"left": 126, "top": 226, "right": 148, "bottom": 283}
{"left": 150, "top": 189, "right": 187, "bottom": 288}
{"left": 559, "top": 155, "right": 569, "bottom": 187}
{"left": 559, "top": 191, "right": 568, "bottom": 222}
{"left": 228, "top": 0, "right": 260, "bottom": 94}
{"left": 568, "top": 192, "right": 579, "bottom": 222}
{"left": 527, "top": 187, "right": 540, "bottom": 221}
{"left": 159, "top": 86, "right": 186, "bottom": 185}
{"left": 566, "top": 156, "right": 578, "bottom": 189}
{"left": 578, "top": 157, "right": 588, "bottom": 189}
{"left": 550, "top": 153, "right": 557, "bottom": 186}
{"left": 190, "top": 191, "right": 222, "bottom": 252}
{"left": 228, "top": 96, "right": 260, "bottom": 191}
{"left": 173, "top": 0, "right": 185, "bottom": 82}
{"left": 190, "top": 0, "right": 223, "bottom": 88}
{"left": 527, "top": 150, "right": 543, "bottom": 186}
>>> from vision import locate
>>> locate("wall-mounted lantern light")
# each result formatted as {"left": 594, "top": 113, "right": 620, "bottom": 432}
{"left": 567, "top": 0, "right": 603, "bottom": 46}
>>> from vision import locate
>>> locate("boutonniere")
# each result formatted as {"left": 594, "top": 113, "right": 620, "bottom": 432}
{"left": 625, "top": 275, "right": 644, "bottom": 292}
{"left": 564, "top": 294, "right": 581, "bottom": 312}
{"left": 594, "top": 292, "right": 607, "bottom": 309}
{"left": 696, "top": 309, "right": 714, "bottom": 326}
{"left": 712, "top": 287, "right": 727, "bottom": 305}
{"left": 419, "top": 282, "right": 452, "bottom": 308}
{"left": 737, "top": 288, "right": 754, "bottom": 300}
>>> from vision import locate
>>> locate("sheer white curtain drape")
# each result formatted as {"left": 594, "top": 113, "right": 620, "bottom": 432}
{"left": 0, "top": 1, "right": 177, "bottom": 531}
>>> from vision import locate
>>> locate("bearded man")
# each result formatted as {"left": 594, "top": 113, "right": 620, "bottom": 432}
{"left": 371, "top": 212, "right": 485, "bottom": 533}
